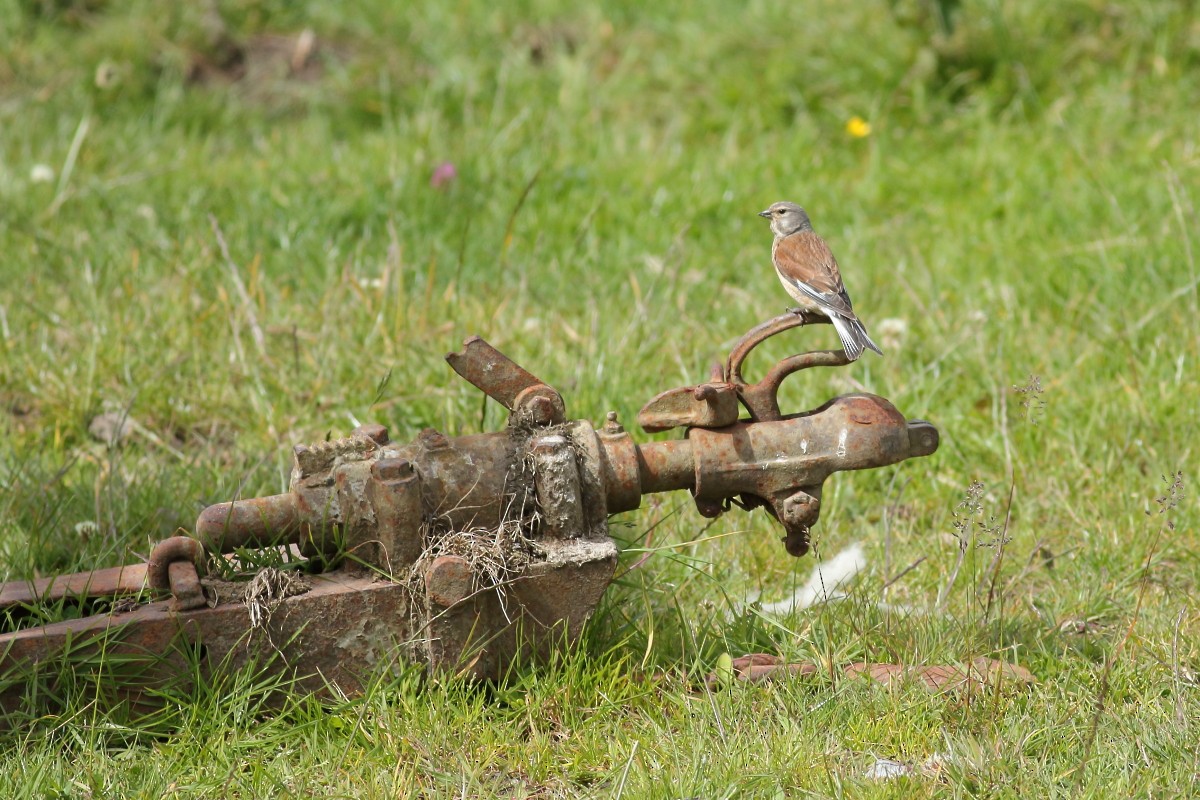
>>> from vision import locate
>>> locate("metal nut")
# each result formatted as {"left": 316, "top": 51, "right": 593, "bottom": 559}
{"left": 782, "top": 530, "right": 810, "bottom": 557}
{"left": 782, "top": 491, "right": 819, "bottom": 524}
{"left": 372, "top": 457, "right": 413, "bottom": 482}
{"left": 694, "top": 497, "right": 724, "bottom": 519}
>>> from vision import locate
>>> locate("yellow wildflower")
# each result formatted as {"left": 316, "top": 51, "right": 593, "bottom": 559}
{"left": 845, "top": 116, "right": 872, "bottom": 138}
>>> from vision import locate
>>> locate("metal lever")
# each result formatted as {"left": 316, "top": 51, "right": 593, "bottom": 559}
{"left": 446, "top": 336, "right": 566, "bottom": 426}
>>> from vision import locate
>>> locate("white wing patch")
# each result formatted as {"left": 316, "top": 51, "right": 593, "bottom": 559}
{"left": 787, "top": 277, "right": 849, "bottom": 318}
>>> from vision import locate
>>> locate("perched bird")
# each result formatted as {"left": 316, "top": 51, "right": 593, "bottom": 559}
{"left": 759, "top": 201, "right": 883, "bottom": 360}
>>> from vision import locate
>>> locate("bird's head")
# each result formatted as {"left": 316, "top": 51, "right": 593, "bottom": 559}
{"left": 758, "top": 201, "right": 812, "bottom": 237}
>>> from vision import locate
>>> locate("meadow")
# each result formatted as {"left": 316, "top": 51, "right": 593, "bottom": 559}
{"left": 1, "top": 0, "right": 1198, "bottom": 796}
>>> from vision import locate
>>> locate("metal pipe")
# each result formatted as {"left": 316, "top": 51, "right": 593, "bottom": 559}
{"left": 633, "top": 439, "right": 696, "bottom": 495}
{"left": 195, "top": 493, "right": 303, "bottom": 552}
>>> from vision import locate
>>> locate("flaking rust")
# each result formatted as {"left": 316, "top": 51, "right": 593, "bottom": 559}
{"left": 0, "top": 313, "right": 937, "bottom": 713}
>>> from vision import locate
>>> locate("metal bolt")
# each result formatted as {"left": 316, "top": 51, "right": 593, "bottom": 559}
{"left": 353, "top": 423, "right": 390, "bottom": 446}
{"left": 372, "top": 457, "right": 413, "bottom": 482}
{"left": 603, "top": 411, "right": 624, "bottom": 434}
{"left": 418, "top": 428, "right": 450, "bottom": 450}
{"left": 425, "top": 555, "right": 473, "bottom": 607}
{"left": 527, "top": 396, "right": 553, "bottom": 425}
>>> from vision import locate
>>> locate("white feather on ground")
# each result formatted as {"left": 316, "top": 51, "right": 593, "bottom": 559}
{"left": 745, "top": 542, "right": 867, "bottom": 615}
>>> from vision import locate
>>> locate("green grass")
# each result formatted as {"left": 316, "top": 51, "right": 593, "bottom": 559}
{"left": 1, "top": 0, "right": 1199, "bottom": 795}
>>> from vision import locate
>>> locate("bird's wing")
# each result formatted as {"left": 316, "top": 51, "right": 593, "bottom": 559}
{"left": 774, "top": 231, "right": 856, "bottom": 317}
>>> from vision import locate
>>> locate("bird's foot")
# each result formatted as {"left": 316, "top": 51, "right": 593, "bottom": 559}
{"left": 786, "top": 306, "right": 805, "bottom": 316}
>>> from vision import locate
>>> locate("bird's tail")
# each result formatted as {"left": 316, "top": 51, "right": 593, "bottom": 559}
{"left": 830, "top": 315, "right": 884, "bottom": 361}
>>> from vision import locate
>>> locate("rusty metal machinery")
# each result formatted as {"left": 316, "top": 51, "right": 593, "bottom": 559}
{"left": 0, "top": 313, "right": 937, "bottom": 711}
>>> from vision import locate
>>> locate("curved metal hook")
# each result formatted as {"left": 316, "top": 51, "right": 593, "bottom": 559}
{"left": 724, "top": 312, "right": 850, "bottom": 421}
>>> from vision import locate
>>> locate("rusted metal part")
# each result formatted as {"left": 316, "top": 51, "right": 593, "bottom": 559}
{"left": 147, "top": 536, "right": 206, "bottom": 591}
{"left": 633, "top": 311, "right": 937, "bottom": 554}
{"left": 424, "top": 555, "right": 473, "bottom": 608}
{"left": 364, "top": 457, "right": 422, "bottom": 576}
{"left": 196, "top": 493, "right": 303, "bottom": 552}
{"left": 512, "top": 385, "right": 566, "bottom": 426}
{"left": 0, "top": 537, "right": 619, "bottom": 715}
{"left": 737, "top": 349, "right": 851, "bottom": 421}
{"left": 529, "top": 434, "right": 586, "bottom": 539}
{"left": 420, "top": 537, "right": 617, "bottom": 678}
{"left": 609, "top": 394, "right": 937, "bottom": 556}
{"left": 596, "top": 422, "right": 642, "bottom": 513}
{"left": 166, "top": 561, "right": 208, "bottom": 612}
{"left": 144, "top": 536, "right": 210, "bottom": 613}
{"left": 564, "top": 419, "right": 610, "bottom": 539}
{"left": 639, "top": 312, "right": 848, "bottom": 428}
{"left": 685, "top": 395, "right": 935, "bottom": 555}
{"left": 0, "top": 573, "right": 412, "bottom": 715}
{"left": 726, "top": 312, "right": 850, "bottom": 422}
{"left": 705, "top": 653, "right": 1036, "bottom": 692}
{"left": 352, "top": 423, "right": 390, "bottom": 446}
{"left": 405, "top": 429, "right": 524, "bottom": 535}
{"left": 446, "top": 336, "right": 566, "bottom": 425}
{"left": 725, "top": 310, "right": 830, "bottom": 384}
{"left": 637, "top": 382, "right": 739, "bottom": 433}
{"left": 0, "top": 324, "right": 938, "bottom": 713}
{"left": 0, "top": 564, "right": 147, "bottom": 611}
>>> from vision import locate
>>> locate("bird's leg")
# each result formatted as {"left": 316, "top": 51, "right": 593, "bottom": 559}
{"left": 786, "top": 306, "right": 805, "bottom": 315}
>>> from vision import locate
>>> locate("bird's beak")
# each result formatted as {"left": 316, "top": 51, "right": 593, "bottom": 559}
{"left": 758, "top": 209, "right": 771, "bottom": 218}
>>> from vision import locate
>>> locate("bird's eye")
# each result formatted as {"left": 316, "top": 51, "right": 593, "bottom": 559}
{"left": 775, "top": 208, "right": 786, "bottom": 215}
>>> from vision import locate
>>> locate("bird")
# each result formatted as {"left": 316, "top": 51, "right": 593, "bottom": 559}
{"left": 759, "top": 201, "right": 883, "bottom": 360}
